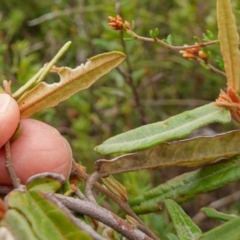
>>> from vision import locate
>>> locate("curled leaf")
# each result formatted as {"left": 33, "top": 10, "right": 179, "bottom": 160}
{"left": 18, "top": 51, "right": 125, "bottom": 118}
{"left": 26, "top": 173, "right": 65, "bottom": 193}
{"left": 95, "top": 130, "right": 240, "bottom": 176}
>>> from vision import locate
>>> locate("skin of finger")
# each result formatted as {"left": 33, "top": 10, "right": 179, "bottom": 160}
{"left": 0, "top": 119, "right": 72, "bottom": 185}
{"left": 0, "top": 94, "right": 20, "bottom": 148}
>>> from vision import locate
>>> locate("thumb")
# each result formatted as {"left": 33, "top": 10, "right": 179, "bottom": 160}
{"left": 0, "top": 94, "right": 20, "bottom": 148}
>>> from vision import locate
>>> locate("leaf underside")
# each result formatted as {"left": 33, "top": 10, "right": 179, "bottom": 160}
{"left": 217, "top": 0, "right": 240, "bottom": 90}
{"left": 18, "top": 51, "right": 125, "bottom": 118}
{"left": 95, "top": 130, "right": 240, "bottom": 176}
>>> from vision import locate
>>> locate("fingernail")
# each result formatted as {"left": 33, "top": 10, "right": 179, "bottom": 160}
{"left": 0, "top": 94, "right": 11, "bottom": 113}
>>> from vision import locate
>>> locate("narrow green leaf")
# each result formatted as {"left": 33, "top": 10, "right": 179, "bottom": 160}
{"left": 201, "top": 207, "right": 237, "bottom": 222}
{"left": 26, "top": 173, "right": 65, "bottom": 193}
{"left": 217, "top": 0, "right": 240, "bottom": 90}
{"left": 206, "top": 30, "right": 214, "bottom": 40}
{"left": 18, "top": 51, "right": 125, "bottom": 118}
{"left": 95, "top": 103, "right": 231, "bottom": 155}
{"left": 201, "top": 216, "right": 240, "bottom": 240}
{"left": 95, "top": 130, "right": 240, "bottom": 176}
{"left": 129, "top": 155, "right": 240, "bottom": 214}
{"left": 165, "top": 199, "right": 202, "bottom": 240}
{"left": 7, "top": 191, "right": 92, "bottom": 240}
{"left": 13, "top": 41, "right": 72, "bottom": 100}
{"left": 0, "top": 209, "right": 39, "bottom": 240}
{"left": 149, "top": 29, "right": 154, "bottom": 38}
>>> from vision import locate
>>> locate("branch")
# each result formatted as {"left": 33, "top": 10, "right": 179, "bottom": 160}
{"left": 54, "top": 193, "right": 153, "bottom": 240}
{"left": 46, "top": 194, "right": 105, "bottom": 240}
{"left": 71, "top": 162, "right": 159, "bottom": 239}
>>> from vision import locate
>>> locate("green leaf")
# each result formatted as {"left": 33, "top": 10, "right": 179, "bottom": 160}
{"left": 206, "top": 30, "right": 214, "bottom": 40}
{"left": 149, "top": 29, "right": 154, "bottom": 38}
{"left": 164, "top": 199, "right": 202, "bottom": 240}
{"left": 201, "top": 216, "right": 240, "bottom": 240}
{"left": 166, "top": 34, "right": 172, "bottom": 45}
{"left": 7, "top": 191, "right": 92, "bottom": 240}
{"left": 26, "top": 173, "right": 65, "bottom": 193}
{"left": 13, "top": 41, "right": 72, "bottom": 100}
{"left": 193, "top": 36, "right": 200, "bottom": 43}
{"left": 129, "top": 155, "right": 240, "bottom": 214}
{"left": 201, "top": 207, "right": 237, "bottom": 222}
{"left": 95, "top": 130, "right": 240, "bottom": 176}
{"left": 202, "top": 30, "right": 215, "bottom": 41}
{"left": 17, "top": 51, "right": 125, "bottom": 118}
{"left": 217, "top": 0, "right": 240, "bottom": 90}
{"left": 0, "top": 209, "right": 39, "bottom": 240}
{"left": 95, "top": 103, "right": 231, "bottom": 155}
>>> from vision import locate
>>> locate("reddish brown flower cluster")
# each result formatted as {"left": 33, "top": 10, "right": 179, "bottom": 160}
{"left": 216, "top": 87, "right": 240, "bottom": 123}
{"left": 179, "top": 44, "right": 208, "bottom": 61}
{"left": 108, "top": 15, "right": 131, "bottom": 30}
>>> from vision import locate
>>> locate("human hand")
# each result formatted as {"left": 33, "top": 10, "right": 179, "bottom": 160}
{"left": 0, "top": 93, "right": 72, "bottom": 186}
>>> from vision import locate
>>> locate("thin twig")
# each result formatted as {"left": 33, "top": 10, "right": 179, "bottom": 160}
{"left": 75, "top": 188, "right": 88, "bottom": 201}
{"left": 54, "top": 193, "right": 153, "bottom": 240}
{"left": 85, "top": 172, "right": 101, "bottom": 203}
{"left": 3, "top": 81, "right": 21, "bottom": 189}
{"left": 4, "top": 142, "right": 20, "bottom": 189}
{"left": 46, "top": 194, "right": 106, "bottom": 240}
{"left": 124, "top": 29, "right": 225, "bottom": 77}
{"left": 116, "top": 65, "right": 147, "bottom": 124}
{"left": 126, "top": 28, "right": 218, "bottom": 50}
{"left": 196, "top": 57, "right": 226, "bottom": 77}
{"left": 115, "top": 6, "right": 147, "bottom": 125}
{"left": 71, "top": 162, "right": 159, "bottom": 239}
{"left": 83, "top": 170, "right": 159, "bottom": 240}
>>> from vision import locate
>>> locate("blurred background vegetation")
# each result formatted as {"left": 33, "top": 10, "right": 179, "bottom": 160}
{"left": 1, "top": 0, "right": 240, "bottom": 238}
